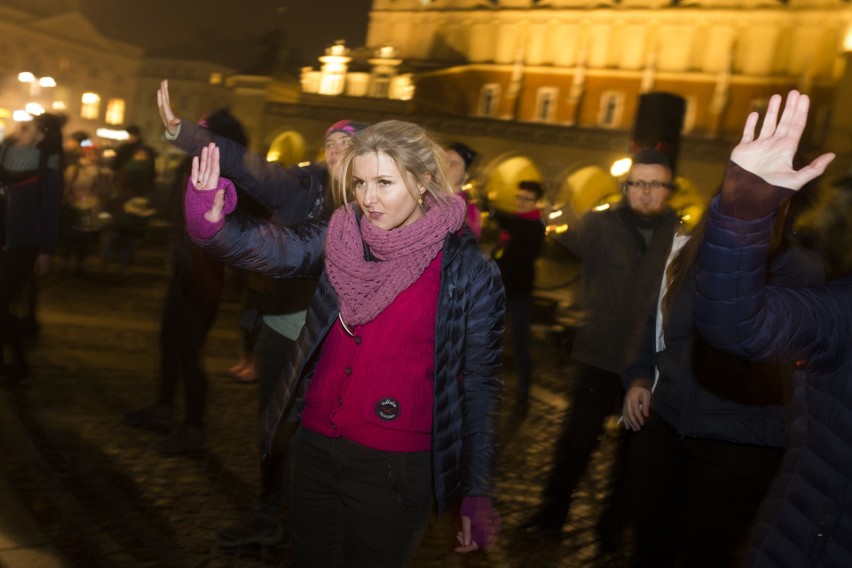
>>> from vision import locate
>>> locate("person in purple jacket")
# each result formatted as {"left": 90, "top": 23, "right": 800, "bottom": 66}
{"left": 693, "top": 91, "right": 849, "bottom": 566}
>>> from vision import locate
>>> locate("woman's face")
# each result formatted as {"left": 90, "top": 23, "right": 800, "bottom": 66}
{"left": 324, "top": 132, "right": 352, "bottom": 180}
{"left": 13, "top": 121, "right": 44, "bottom": 148}
{"left": 352, "top": 150, "right": 424, "bottom": 231}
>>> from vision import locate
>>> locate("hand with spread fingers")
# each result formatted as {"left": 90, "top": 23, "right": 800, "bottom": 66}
{"left": 731, "top": 90, "right": 834, "bottom": 190}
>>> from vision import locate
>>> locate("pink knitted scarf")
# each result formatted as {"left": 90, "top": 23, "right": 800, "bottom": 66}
{"left": 325, "top": 194, "right": 466, "bottom": 326}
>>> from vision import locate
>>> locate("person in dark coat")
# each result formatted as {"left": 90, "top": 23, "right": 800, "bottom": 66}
{"left": 123, "top": 108, "right": 251, "bottom": 456}
{"left": 488, "top": 180, "right": 545, "bottom": 415}
{"left": 520, "top": 149, "right": 680, "bottom": 540}
{"left": 183, "top": 119, "right": 504, "bottom": 566}
{"left": 693, "top": 90, "right": 846, "bottom": 567}
{"left": 0, "top": 113, "right": 64, "bottom": 383}
{"left": 620, "top": 203, "right": 824, "bottom": 567}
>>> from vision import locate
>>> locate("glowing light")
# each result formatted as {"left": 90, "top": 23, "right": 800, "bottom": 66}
{"left": 52, "top": 101, "right": 66, "bottom": 111}
{"left": 548, "top": 209, "right": 564, "bottom": 220}
{"left": 593, "top": 203, "right": 611, "bottom": 212}
{"left": 681, "top": 213, "right": 692, "bottom": 222}
{"left": 845, "top": 25, "right": 852, "bottom": 52}
{"left": 266, "top": 150, "right": 281, "bottom": 162}
{"left": 38, "top": 77, "right": 56, "bottom": 87}
{"left": 610, "top": 158, "right": 632, "bottom": 177}
{"left": 96, "top": 128, "right": 129, "bottom": 141}
{"left": 13, "top": 110, "right": 33, "bottom": 121}
{"left": 81, "top": 92, "right": 100, "bottom": 104}
{"left": 25, "top": 103, "right": 45, "bottom": 115}
{"left": 18, "top": 72, "right": 35, "bottom": 83}
{"left": 552, "top": 224, "right": 569, "bottom": 234}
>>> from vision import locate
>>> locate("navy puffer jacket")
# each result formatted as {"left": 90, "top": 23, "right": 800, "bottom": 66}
{"left": 195, "top": 211, "right": 505, "bottom": 515}
{"left": 695, "top": 164, "right": 852, "bottom": 567}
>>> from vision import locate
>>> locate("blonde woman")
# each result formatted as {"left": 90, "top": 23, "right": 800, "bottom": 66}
{"left": 185, "top": 120, "right": 504, "bottom": 566}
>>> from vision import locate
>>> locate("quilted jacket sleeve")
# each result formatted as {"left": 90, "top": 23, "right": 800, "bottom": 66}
{"left": 172, "top": 119, "right": 324, "bottom": 214}
{"left": 695, "top": 166, "right": 851, "bottom": 373}
{"left": 460, "top": 251, "right": 506, "bottom": 499}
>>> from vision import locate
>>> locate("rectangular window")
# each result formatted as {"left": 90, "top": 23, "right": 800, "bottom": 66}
{"left": 105, "top": 98, "right": 125, "bottom": 125}
{"left": 80, "top": 92, "right": 101, "bottom": 120}
{"left": 535, "top": 87, "right": 558, "bottom": 122}
{"left": 596, "top": 91, "right": 625, "bottom": 128}
{"left": 478, "top": 84, "right": 500, "bottom": 118}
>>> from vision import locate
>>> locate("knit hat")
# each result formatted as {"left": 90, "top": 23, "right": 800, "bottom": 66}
{"left": 325, "top": 119, "right": 369, "bottom": 140}
{"left": 448, "top": 142, "right": 478, "bottom": 171}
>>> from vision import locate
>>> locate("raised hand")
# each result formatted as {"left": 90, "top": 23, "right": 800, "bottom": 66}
{"left": 731, "top": 90, "right": 834, "bottom": 191}
{"left": 190, "top": 143, "right": 225, "bottom": 222}
{"left": 157, "top": 79, "right": 181, "bottom": 137}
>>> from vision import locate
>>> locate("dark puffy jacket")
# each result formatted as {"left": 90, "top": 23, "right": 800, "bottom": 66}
{"left": 695, "top": 166, "right": 852, "bottom": 567}
{"left": 624, "top": 239, "right": 823, "bottom": 447}
{"left": 195, "top": 211, "right": 505, "bottom": 515}
{"left": 554, "top": 203, "right": 679, "bottom": 374}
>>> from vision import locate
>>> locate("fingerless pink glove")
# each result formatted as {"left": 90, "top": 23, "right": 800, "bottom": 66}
{"left": 184, "top": 177, "right": 236, "bottom": 240}
{"left": 460, "top": 496, "right": 500, "bottom": 551}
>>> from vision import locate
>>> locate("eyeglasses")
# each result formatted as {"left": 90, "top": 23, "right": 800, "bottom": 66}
{"left": 625, "top": 180, "right": 672, "bottom": 190}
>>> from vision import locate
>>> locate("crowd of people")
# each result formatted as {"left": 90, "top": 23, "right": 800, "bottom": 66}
{"left": 1, "top": 82, "right": 849, "bottom": 567}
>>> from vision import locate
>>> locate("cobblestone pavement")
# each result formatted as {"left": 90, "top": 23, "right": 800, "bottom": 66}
{"left": 0, "top": 235, "right": 625, "bottom": 568}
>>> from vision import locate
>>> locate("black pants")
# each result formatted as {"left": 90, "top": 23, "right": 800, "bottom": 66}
{"left": 254, "top": 322, "right": 299, "bottom": 520}
{"left": 0, "top": 246, "right": 38, "bottom": 370}
{"left": 625, "top": 411, "right": 784, "bottom": 568}
{"left": 157, "top": 249, "right": 223, "bottom": 427}
{"left": 290, "top": 428, "right": 432, "bottom": 568}
{"left": 539, "top": 362, "right": 623, "bottom": 523}
{"left": 506, "top": 294, "right": 533, "bottom": 406}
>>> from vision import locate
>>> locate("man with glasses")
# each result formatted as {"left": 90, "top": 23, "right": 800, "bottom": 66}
{"left": 489, "top": 180, "right": 546, "bottom": 418}
{"left": 520, "top": 149, "right": 679, "bottom": 554}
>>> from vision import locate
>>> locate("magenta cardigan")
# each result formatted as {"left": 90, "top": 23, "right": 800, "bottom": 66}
{"left": 300, "top": 254, "right": 442, "bottom": 452}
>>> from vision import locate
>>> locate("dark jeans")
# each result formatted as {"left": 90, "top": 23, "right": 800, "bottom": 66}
{"left": 157, "top": 252, "right": 222, "bottom": 427}
{"left": 625, "top": 411, "right": 783, "bottom": 568}
{"left": 290, "top": 428, "right": 432, "bottom": 568}
{"left": 0, "top": 246, "right": 38, "bottom": 369}
{"left": 540, "top": 362, "right": 623, "bottom": 523}
{"left": 506, "top": 294, "right": 533, "bottom": 406}
{"left": 254, "top": 322, "right": 299, "bottom": 520}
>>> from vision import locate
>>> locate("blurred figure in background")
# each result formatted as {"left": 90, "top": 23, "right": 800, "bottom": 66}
{"left": 0, "top": 113, "right": 65, "bottom": 383}
{"left": 101, "top": 125, "right": 158, "bottom": 272}
{"left": 445, "top": 142, "right": 482, "bottom": 239}
{"left": 486, "top": 180, "right": 545, "bottom": 417}
{"left": 123, "top": 108, "right": 248, "bottom": 456}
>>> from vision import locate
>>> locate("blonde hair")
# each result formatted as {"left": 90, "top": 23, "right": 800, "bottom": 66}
{"left": 334, "top": 120, "right": 455, "bottom": 210}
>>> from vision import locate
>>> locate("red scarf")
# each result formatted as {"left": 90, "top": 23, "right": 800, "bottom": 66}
{"left": 324, "top": 195, "right": 465, "bottom": 326}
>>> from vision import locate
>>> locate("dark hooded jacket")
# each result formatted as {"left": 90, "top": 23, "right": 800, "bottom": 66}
{"left": 695, "top": 163, "right": 852, "bottom": 567}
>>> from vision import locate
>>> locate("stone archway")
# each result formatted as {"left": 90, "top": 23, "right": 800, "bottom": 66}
{"left": 478, "top": 153, "right": 543, "bottom": 212}
{"left": 265, "top": 130, "right": 307, "bottom": 166}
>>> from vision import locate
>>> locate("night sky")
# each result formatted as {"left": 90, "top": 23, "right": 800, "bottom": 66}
{"left": 79, "top": 0, "right": 373, "bottom": 72}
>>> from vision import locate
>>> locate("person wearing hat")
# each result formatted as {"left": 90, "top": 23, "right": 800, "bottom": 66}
{"left": 445, "top": 142, "right": 482, "bottom": 239}
{"left": 156, "top": 79, "right": 369, "bottom": 548}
